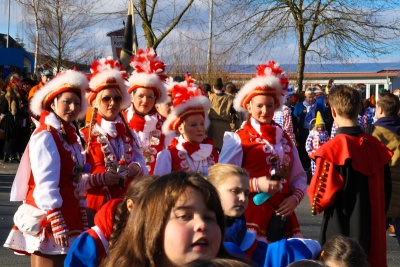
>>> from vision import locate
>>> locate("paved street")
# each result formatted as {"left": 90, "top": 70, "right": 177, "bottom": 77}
{"left": 0, "top": 162, "right": 399, "bottom": 266}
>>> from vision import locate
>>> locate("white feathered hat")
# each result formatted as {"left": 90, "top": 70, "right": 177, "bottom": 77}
{"left": 30, "top": 69, "right": 89, "bottom": 119}
{"left": 234, "top": 60, "right": 289, "bottom": 112}
{"left": 87, "top": 57, "right": 131, "bottom": 109}
{"left": 162, "top": 74, "right": 210, "bottom": 135}
{"left": 127, "top": 48, "right": 168, "bottom": 104}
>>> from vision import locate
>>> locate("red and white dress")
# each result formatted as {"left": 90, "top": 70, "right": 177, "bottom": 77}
{"left": 305, "top": 129, "right": 330, "bottom": 174}
{"left": 124, "top": 108, "right": 170, "bottom": 174}
{"left": 4, "top": 111, "right": 87, "bottom": 255}
{"left": 80, "top": 114, "right": 147, "bottom": 212}
{"left": 219, "top": 117, "right": 307, "bottom": 240}
{"left": 154, "top": 135, "right": 219, "bottom": 176}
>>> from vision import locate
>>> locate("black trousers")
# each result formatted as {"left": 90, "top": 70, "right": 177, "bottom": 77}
{"left": 297, "top": 128, "right": 311, "bottom": 171}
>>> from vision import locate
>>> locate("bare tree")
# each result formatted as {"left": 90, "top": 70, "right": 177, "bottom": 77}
{"left": 151, "top": 0, "right": 238, "bottom": 82}
{"left": 133, "top": 0, "right": 196, "bottom": 51}
{"left": 19, "top": 0, "right": 106, "bottom": 73}
{"left": 212, "top": 0, "right": 400, "bottom": 90}
{"left": 16, "top": 0, "right": 41, "bottom": 76}
{"left": 37, "top": 0, "right": 107, "bottom": 72}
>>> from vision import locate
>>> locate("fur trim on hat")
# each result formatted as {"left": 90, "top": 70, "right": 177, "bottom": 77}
{"left": 127, "top": 48, "right": 168, "bottom": 104}
{"left": 88, "top": 69, "right": 131, "bottom": 109}
{"left": 162, "top": 95, "right": 210, "bottom": 135}
{"left": 30, "top": 70, "right": 89, "bottom": 119}
{"left": 127, "top": 72, "right": 167, "bottom": 104}
{"left": 234, "top": 61, "right": 288, "bottom": 113}
{"left": 234, "top": 75, "right": 286, "bottom": 112}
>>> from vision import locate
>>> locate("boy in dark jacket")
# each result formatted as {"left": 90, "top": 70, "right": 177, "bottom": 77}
{"left": 307, "top": 85, "right": 393, "bottom": 267}
{"left": 370, "top": 92, "right": 400, "bottom": 248}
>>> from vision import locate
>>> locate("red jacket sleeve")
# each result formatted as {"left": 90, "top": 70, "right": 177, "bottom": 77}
{"left": 307, "top": 157, "right": 344, "bottom": 215}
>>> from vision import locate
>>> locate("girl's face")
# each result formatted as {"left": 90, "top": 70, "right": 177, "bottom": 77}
{"left": 98, "top": 88, "right": 123, "bottom": 121}
{"left": 162, "top": 187, "right": 221, "bottom": 267}
{"left": 51, "top": 92, "right": 81, "bottom": 123}
{"left": 178, "top": 114, "right": 206, "bottom": 144}
{"left": 217, "top": 175, "right": 250, "bottom": 218}
{"left": 246, "top": 95, "right": 277, "bottom": 124}
{"left": 132, "top": 88, "right": 156, "bottom": 115}
{"left": 156, "top": 95, "right": 173, "bottom": 118}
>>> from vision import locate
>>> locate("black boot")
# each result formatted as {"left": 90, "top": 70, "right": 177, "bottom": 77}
{"left": 3, "top": 153, "right": 9, "bottom": 163}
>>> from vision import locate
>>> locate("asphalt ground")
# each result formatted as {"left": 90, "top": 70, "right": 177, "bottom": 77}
{"left": 0, "top": 161, "right": 399, "bottom": 266}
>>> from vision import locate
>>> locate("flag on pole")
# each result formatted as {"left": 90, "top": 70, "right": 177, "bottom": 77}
{"left": 120, "top": 0, "right": 138, "bottom": 69}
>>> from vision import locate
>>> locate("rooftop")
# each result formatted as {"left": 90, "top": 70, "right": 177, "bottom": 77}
{"left": 222, "top": 63, "right": 400, "bottom": 74}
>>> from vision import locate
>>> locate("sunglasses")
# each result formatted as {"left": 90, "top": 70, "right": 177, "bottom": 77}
{"left": 101, "top": 95, "right": 123, "bottom": 104}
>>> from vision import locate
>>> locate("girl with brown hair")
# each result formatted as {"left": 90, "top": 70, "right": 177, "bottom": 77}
{"left": 154, "top": 74, "right": 219, "bottom": 176}
{"left": 123, "top": 48, "right": 169, "bottom": 174}
{"left": 65, "top": 175, "right": 159, "bottom": 267}
{"left": 102, "top": 171, "right": 236, "bottom": 267}
{"left": 4, "top": 70, "right": 89, "bottom": 267}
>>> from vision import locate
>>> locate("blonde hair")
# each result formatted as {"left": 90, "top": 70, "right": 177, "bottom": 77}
{"left": 207, "top": 164, "right": 249, "bottom": 188}
{"left": 92, "top": 88, "right": 121, "bottom": 110}
{"left": 102, "top": 171, "right": 231, "bottom": 267}
{"left": 85, "top": 88, "right": 134, "bottom": 153}
{"left": 313, "top": 123, "right": 326, "bottom": 131}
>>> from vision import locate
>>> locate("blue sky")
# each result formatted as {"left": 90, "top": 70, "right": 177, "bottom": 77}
{"left": 2, "top": 0, "right": 400, "bottom": 66}
{"left": 0, "top": 0, "right": 24, "bottom": 42}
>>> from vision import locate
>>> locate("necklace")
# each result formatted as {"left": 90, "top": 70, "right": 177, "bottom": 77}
{"left": 93, "top": 127, "right": 133, "bottom": 171}
{"left": 50, "top": 125, "right": 84, "bottom": 184}
{"left": 137, "top": 130, "right": 160, "bottom": 164}
{"left": 109, "top": 138, "right": 122, "bottom": 160}
{"left": 134, "top": 120, "right": 163, "bottom": 173}
{"left": 70, "top": 142, "right": 84, "bottom": 184}
{"left": 183, "top": 152, "right": 204, "bottom": 174}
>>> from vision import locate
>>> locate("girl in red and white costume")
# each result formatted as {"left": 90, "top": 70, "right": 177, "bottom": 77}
{"left": 123, "top": 48, "right": 169, "bottom": 174}
{"left": 81, "top": 58, "right": 146, "bottom": 216}
{"left": 155, "top": 76, "right": 175, "bottom": 121}
{"left": 219, "top": 61, "right": 307, "bottom": 242}
{"left": 154, "top": 77, "right": 176, "bottom": 149}
{"left": 154, "top": 74, "right": 219, "bottom": 176}
{"left": 4, "top": 70, "right": 89, "bottom": 266}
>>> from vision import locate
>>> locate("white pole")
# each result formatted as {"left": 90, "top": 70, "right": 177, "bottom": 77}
{"left": 7, "top": 0, "right": 11, "bottom": 48}
{"left": 206, "top": 0, "right": 213, "bottom": 76}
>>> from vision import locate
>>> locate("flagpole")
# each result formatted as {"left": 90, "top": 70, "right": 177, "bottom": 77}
{"left": 206, "top": 0, "right": 213, "bottom": 76}
{"left": 120, "top": 0, "right": 138, "bottom": 70}
{"left": 7, "top": 0, "right": 11, "bottom": 48}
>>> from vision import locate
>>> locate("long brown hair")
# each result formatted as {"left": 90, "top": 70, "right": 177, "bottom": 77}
{"left": 102, "top": 171, "right": 231, "bottom": 267}
{"left": 108, "top": 175, "right": 160, "bottom": 249}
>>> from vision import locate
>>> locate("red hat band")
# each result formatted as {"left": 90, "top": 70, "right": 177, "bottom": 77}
{"left": 87, "top": 79, "right": 121, "bottom": 106}
{"left": 42, "top": 84, "right": 81, "bottom": 111}
{"left": 241, "top": 86, "right": 279, "bottom": 108}
{"left": 128, "top": 84, "right": 161, "bottom": 99}
{"left": 169, "top": 107, "right": 205, "bottom": 132}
